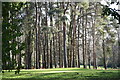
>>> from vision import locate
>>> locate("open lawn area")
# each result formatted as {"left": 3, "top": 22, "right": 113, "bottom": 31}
{"left": 2, "top": 68, "right": 120, "bottom": 80}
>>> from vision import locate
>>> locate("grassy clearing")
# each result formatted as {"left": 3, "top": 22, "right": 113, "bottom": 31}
{"left": 2, "top": 68, "right": 120, "bottom": 80}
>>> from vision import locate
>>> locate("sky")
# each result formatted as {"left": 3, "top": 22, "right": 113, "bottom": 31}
{"left": 101, "top": 0, "right": 118, "bottom": 9}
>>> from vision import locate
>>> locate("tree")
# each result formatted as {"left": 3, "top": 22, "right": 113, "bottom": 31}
{"left": 2, "top": 2, "right": 25, "bottom": 71}
{"left": 2, "top": 2, "right": 119, "bottom": 71}
{"left": 62, "top": 2, "right": 69, "bottom": 68}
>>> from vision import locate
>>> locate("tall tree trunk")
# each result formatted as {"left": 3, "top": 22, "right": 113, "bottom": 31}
{"left": 84, "top": 10, "right": 88, "bottom": 68}
{"left": 77, "top": 13, "right": 80, "bottom": 68}
{"left": 53, "top": 33, "right": 56, "bottom": 68}
{"left": 92, "top": 4, "right": 97, "bottom": 69}
{"left": 25, "top": 4, "right": 32, "bottom": 69}
{"left": 38, "top": 27, "right": 41, "bottom": 69}
{"left": 43, "top": 33, "right": 46, "bottom": 68}
{"left": 117, "top": 27, "right": 120, "bottom": 67}
{"left": 50, "top": 39, "right": 53, "bottom": 68}
{"left": 82, "top": 9, "right": 86, "bottom": 68}
{"left": 56, "top": 34, "right": 58, "bottom": 67}
{"left": 63, "top": 21, "right": 68, "bottom": 68}
{"left": 102, "top": 33, "right": 107, "bottom": 69}
{"left": 72, "top": 13, "right": 76, "bottom": 67}
{"left": 35, "top": 2, "right": 38, "bottom": 69}
{"left": 46, "top": 33, "right": 49, "bottom": 68}
{"left": 88, "top": 22, "right": 91, "bottom": 69}
{"left": 58, "top": 27, "right": 61, "bottom": 68}
{"left": 49, "top": 3, "right": 53, "bottom": 68}
{"left": 69, "top": 9, "right": 73, "bottom": 67}
{"left": 88, "top": 43, "right": 91, "bottom": 69}
{"left": 56, "top": 2, "right": 61, "bottom": 68}
{"left": 37, "top": 3, "right": 42, "bottom": 69}
{"left": 92, "top": 22, "right": 97, "bottom": 69}
{"left": 112, "top": 45, "right": 116, "bottom": 68}
{"left": 62, "top": 2, "right": 68, "bottom": 68}
{"left": 18, "top": 37, "right": 21, "bottom": 69}
{"left": 45, "top": 2, "right": 49, "bottom": 68}
{"left": 27, "top": 31, "right": 32, "bottom": 69}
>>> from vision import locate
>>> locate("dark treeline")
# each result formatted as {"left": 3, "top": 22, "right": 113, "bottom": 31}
{"left": 2, "top": 2, "right": 120, "bottom": 71}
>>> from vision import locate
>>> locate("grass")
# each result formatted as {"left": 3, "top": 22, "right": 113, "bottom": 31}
{"left": 2, "top": 68, "right": 120, "bottom": 80}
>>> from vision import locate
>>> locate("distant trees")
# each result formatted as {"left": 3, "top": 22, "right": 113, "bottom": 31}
{"left": 101, "top": 1, "right": 120, "bottom": 68}
{"left": 2, "top": 2, "right": 119, "bottom": 71}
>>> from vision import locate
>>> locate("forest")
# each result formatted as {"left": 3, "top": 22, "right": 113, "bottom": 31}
{"left": 1, "top": 1, "right": 120, "bottom": 80}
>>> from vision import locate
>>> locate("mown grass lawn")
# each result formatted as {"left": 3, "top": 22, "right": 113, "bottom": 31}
{"left": 2, "top": 68, "right": 120, "bottom": 80}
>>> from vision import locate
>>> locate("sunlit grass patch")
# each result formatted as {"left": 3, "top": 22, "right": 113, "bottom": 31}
{"left": 2, "top": 68, "right": 120, "bottom": 80}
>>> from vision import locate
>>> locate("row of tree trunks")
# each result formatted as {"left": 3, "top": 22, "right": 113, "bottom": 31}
{"left": 24, "top": 2, "right": 99, "bottom": 69}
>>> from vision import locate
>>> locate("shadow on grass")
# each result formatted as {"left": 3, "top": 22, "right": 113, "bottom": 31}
{"left": 2, "top": 69, "right": 120, "bottom": 80}
{"left": 2, "top": 77, "right": 120, "bottom": 80}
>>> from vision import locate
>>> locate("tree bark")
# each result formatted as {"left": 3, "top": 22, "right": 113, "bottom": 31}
{"left": 102, "top": 34, "right": 107, "bottom": 69}
{"left": 35, "top": 2, "right": 39, "bottom": 69}
{"left": 62, "top": 2, "right": 68, "bottom": 68}
{"left": 92, "top": 4, "right": 97, "bottom": 69}
{"left": 82, "top": 9, "right": 86, "bottom": 68}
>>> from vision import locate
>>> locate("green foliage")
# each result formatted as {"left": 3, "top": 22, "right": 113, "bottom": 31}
{"left": 81, "top": 2, "right": 89, "bottom": 10}
{"left": 48, "top": 8, "right": 63, "bottom": 16}
{"left": 61, "top": 15, "right": 68, "bottom": 21}
{"left": 41, "top": 26, "right": 49, "bottom": 32}
{"left": 102, "top": 5, "right": 120, "bottom": 24}
{"left": 2, "top": 2, "right": 25, "bottom": 70}
{"left": 15, "top": 67, "right": 20, "bottom": 74}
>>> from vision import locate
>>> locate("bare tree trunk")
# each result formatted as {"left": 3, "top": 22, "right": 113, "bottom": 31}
{"left": 117, "top": 27, "right": 120, "bottom": 67}
{"left": 43, "top": 33, "right": 46, "bottom": 68}
{"left": 112, "top": 45, "right": 116, "bottom": 68}
{"left": 58, "top": 28, "right": 61, "bottom": 68}
{"left": 63, "top": 22, "right": 68, "bottom": 68}
{"left": 82, "top": 9, "right": 86, "bottom": 68}
{"left": 25, "top": 4, "right": 32, "bottom": 69}
{"left": 18, "top": 37, "right": 21, "bottom": 69}
{"left": 77, "top": 12, "right": 81, "bottom": 68}
{"left": 57, "top": 3, "right": 62, "bottom": 68}
{"left": 92, "top": 4, "right": 97, "bottom": 69}
{"left": 55, "top": 35, "right": 58, "bottom": 67}
{"left": 45, "top": 2, "right": 49, "bottom": 68}
{"left": 46, "top": 33, "right": 49, "bottom": 68}
{"left": 38, "top": 3, "right": 42, "bottom": 69}
{"left": 102, "top": 33, "right": 107, "bottom": 69}
{"left": 92, "top": 17, "right": 97, "bottom": 69}
{"left": 88, "top": 44, "right": 91, "bottom": 69}
{"left": 50, "top": 39, "right": 53, "bottom": 68}
{"left": 53, "top": 33, "right": 56, "bottom": 68}
{"left": 35, "top": 2, "right": 38, "bottom": 69}
{"left": 27, "top": 31, "right": 32, "bottom": 69}
{"left": 88, "top": 22, "right": 91, "bottom": 69}
{"left": 62, "top": 2, "right": 68, "bottom": 68}
{"left": 69, "top": 9, "right": 73, "bottom": 67}
{"left": 67, "top": 22, "right": 72, "bottom": 67}
{"left": 84, "top": 9, "right": 87, "bottom": 69}
{"left": 72, "top": 13, "right": 76, "bottom": 67}
{"left": 38, "top": 27, "right": 41, "bottom": 69}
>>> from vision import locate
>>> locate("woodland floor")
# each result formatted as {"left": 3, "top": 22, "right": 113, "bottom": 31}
{"left": 1, "top": 67, "right": 120, "bottom": 80}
